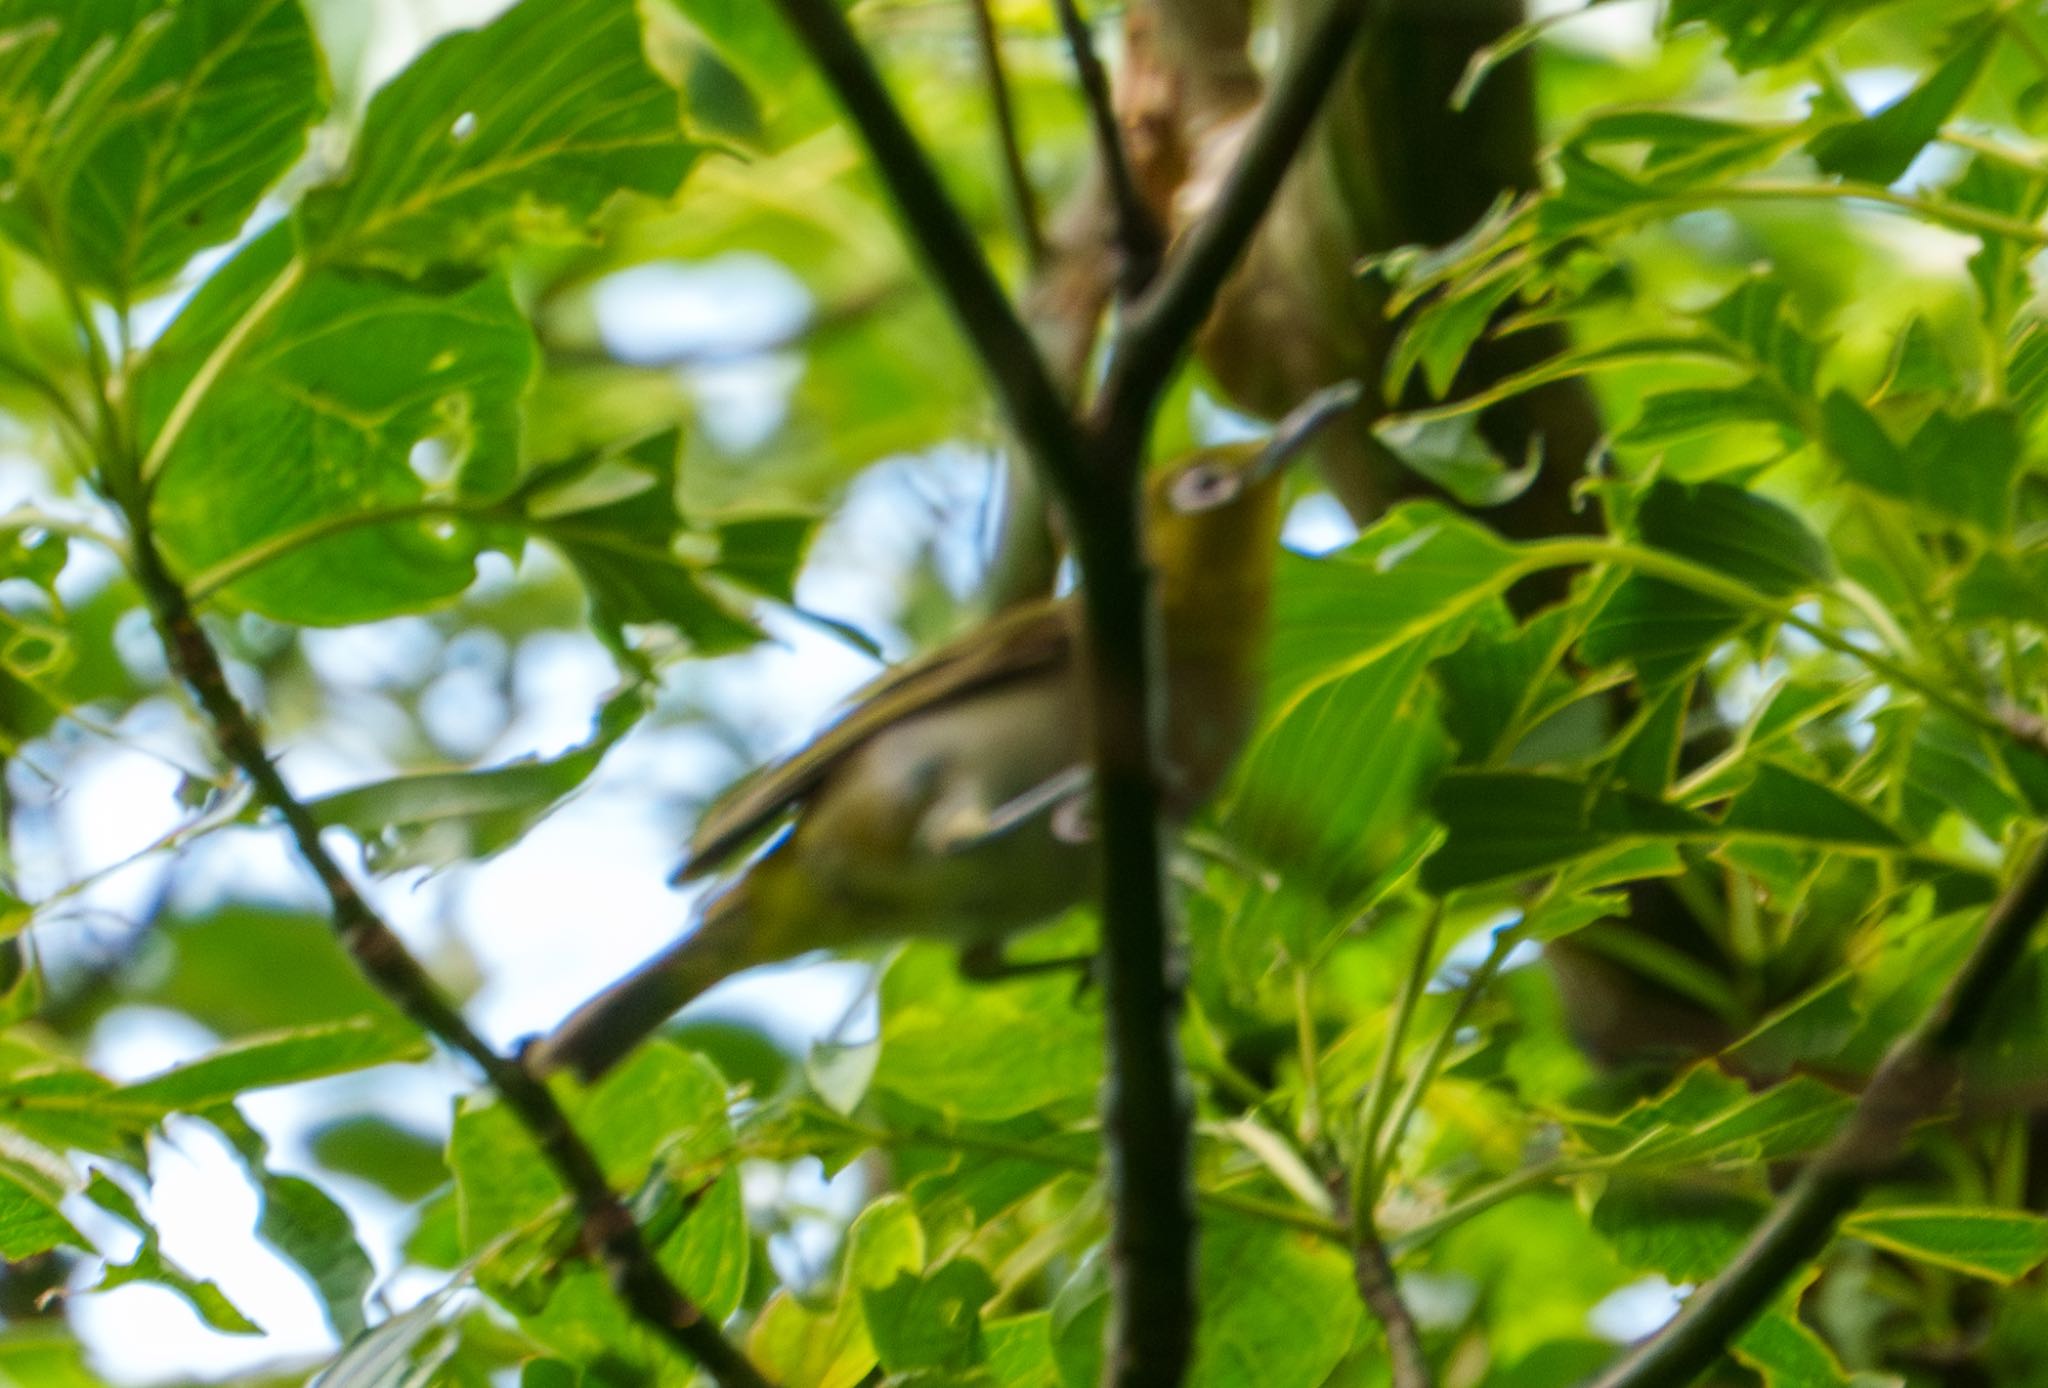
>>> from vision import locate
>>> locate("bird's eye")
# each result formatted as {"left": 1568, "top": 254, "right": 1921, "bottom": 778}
{"left": 1169, "top": 463, "right": 1240, "bottom": 513}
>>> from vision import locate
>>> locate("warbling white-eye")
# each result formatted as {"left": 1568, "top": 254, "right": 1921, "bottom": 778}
{"left": 531, "top": 385, "right": 1358, "bottom": 1081}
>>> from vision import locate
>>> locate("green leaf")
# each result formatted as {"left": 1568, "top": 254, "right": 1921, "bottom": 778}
{"left": 0, "top": 0, "right": 323, "bottom": 295}
{"left": 749, "top": 1195, "right": 924, "bottom": 1388}
{"left": 1808, "top": 23, "right": 1995, "bottom": 184}
{"left": 1050, "top": 1216, "right": 1358, "bottom": 1388}
{"left": 307, "top": 1116, "right": 448, "bottom": 1203}
{"left": 312, "top": 1288, "right": 461, "bottom": 1388}
{"left": 309, "top": 686, "right": 646, "bottom": 875}
{"left": 1590, "top": 1177, "right": 1766, "bottom": 1280}
{"left": 453, "top": 1041, "right": 747, "bottom": 1369}
{"left": 983, "top": 1314, "right": 1060, "bottom": 1388}
{"left": 1569, "top": 109, "right": 1796, "bottom": 186}
{"left": 200, "top": 1105, "right": 384, "bottom": 1346}
{"left": 1823, "top": 391, "right": 2020, "bottom": 533}
{"left": 0, "top": 1155, "right": 86, "bottom": 1260}
{"left": 1616, "top": 382, "right": 1799, "bottom": 448}
{"left": 864, "top": 1258, "right": 997, "bottom": 1373}
{"left": 129, "top": 902, "right": 407, "bottom": 1037}
{"left": 1901, "top": 407, "right": 2020, "bottom": 535}
{"left": 257, "top": 1174, "right": 377, "bottom": 1341}
{"left": 1733, "top": 1307, "right": 1860, "bottom": 1388}
{"left": 1663, "top": 0, "right": 1891, "bottom": 71}
{"left": 874, "top": 946, "right": 1100, "bottom": 1122}
{"left": 1423, "top": 772, "right": 1707, "bottom": 891}
{"left": 1634, "top": 479, "right": 1834, "bottom": 597}
{"left": 118, "top": 1017, "right": 428, "bottom": 1111}
{"left": 516, "top": 431, "right": 771, "bottom": 655}
{"left": 1719, "top": 764, "right": 1905, "bottom": 849}
{"left": 1266, "top": 504, "right": 1523, "bottom": 709}
{"left": 1373, "top": 414, "right": 1540, "bottom": 509}
{"left": 86, "top": 1172, "right": 262, "bottom": 1335}
{"left": 1844, "top": 1207, "right": 2048, "bottom": 1283}
{"left": 1577, "top": 1068, "right": 1856, "bottom": 1170}
{"left": 1226, "top": 631, "right": 1453, "bottom": 904}
{"left": 298, "top": 0, "right": 696, "bottom": 274}
{"left": 713, "top": 512, "right": 820, "bottom": 602}
{"left": 144, "top": 227, "right": 536, "bottom": 624}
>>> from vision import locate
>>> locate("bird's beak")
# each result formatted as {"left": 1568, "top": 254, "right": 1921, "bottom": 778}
{"left": 1246, "top": 380, "right": 1364, "bottom": 486}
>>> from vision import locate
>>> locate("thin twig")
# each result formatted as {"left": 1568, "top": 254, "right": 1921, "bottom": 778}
{"left": 1097, "top": 0, "right": 1385, "bottom": 440}
{"left": 1591, "top": 840, "right": 2048, "bottom": 1388}
{"left": 968, "top": 0, "right": 1046, "bottom": 267}
{"left": 123, "top": 521, "right": 772, "bottom": 1388}
{"left": 765, "top": 0, "right": 1085, "bottom": 504}
{"left": 1050, "top": 0, "right": 1162, "bottom": 295}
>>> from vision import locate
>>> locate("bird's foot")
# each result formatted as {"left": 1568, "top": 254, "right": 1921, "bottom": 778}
{"left": 958, "top": 939, "right": 1097, "bottom": 997}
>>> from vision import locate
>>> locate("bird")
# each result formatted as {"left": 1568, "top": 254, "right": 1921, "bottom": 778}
{"left": 529, "top": 384, "right": 1360, "bottom": 1082}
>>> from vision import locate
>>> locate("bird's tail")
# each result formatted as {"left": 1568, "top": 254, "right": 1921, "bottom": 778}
{"left": 528, "top": 882, "right": 762, "bottom": 1083}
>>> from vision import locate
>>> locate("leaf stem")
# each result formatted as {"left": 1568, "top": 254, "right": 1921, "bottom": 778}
{"left": 1351, "top": 907, "right": 1440, "bottom": 1214}
{"left": 827, "top": 1115, "right": 1346, "bottom": 1240}
{"left": 1375, "top": 921, "right": 1516, "bottom": 1182}
{"left": 138, "top": 260, "right": 304, "bottom": 486}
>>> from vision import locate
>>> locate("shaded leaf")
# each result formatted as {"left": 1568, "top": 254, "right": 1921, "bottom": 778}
{"left": 298, "top": 0, "right": 696, "bottom": 274}
{"left": 1845, "top": 1207, "right": 2048, "bottom": 1283}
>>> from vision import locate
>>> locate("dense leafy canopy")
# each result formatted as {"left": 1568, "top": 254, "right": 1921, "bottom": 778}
{"left": 5, "top": 0, "right": 2048, "bottom": 1385}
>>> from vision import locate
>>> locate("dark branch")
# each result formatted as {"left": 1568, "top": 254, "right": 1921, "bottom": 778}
{"left": 124, "top": 522, "right": 771, "bottom": 1388}
{"left": 1051, "top": 0, "right": 1163, "bottom": 296}
{"left": 1351, "top": 1210, "right": 1434, "bottom": 1388}
{"left": 1097, "top": 0, "right": 1385, "bottom": 439}
{"left": 766, "top": 5, "right": 1384, "bottom": 1383}
{"left": 1066, "top": 477, "right": 1194, "bottom": 1386}
{"left": 765, "top": 0, "right": 1086, "bottom": 506}
{"left": 968, "top": 0, "right": 1046, "bottom": 268}
{"left": 1590, "top": 841, "right": 2048, "bottom": 1388}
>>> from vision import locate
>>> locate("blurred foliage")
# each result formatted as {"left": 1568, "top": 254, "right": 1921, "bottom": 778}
{"left": 4, "top": 0, "right": 2048, "bottom": 1384}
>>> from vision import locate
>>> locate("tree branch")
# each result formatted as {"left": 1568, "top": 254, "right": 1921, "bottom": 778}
{"left": 764, "top": 0, "right": 1086, "bottom": 505}
{"left": 124, "top": 521, "right": 771, "bottom": 1388}
{"left": 1051, "top": 0, "right": 1162, "bottom": 295}
{"left": 968, "top": 0, "right": 1046, "bottom": 269}
{"left": 767, "top": 5, "right": 1381, "bottom": 1382}
{"left": 1590, "top": 840, "right": 2048, "bottom": 1388}
{"left": 1097, "top": 0, "right": 1386, "bottom": 439}
{"left": 1348, "top": 1202, "right": 1434, "bottom": 1388}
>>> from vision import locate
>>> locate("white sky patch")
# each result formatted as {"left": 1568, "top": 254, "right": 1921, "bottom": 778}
{"left": 1283, "top": 493, "right": 1359, "bottom": 556}
{"left": 1590, "top": 1275, "right": 1690, "bottom": 1342}
{"left": 593, "top": 257, "right": 813, "bottom": 366}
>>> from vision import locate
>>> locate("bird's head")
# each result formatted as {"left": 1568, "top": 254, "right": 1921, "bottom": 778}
{"left": 1145, "top": 382, "right": 1360, "bottom": 603}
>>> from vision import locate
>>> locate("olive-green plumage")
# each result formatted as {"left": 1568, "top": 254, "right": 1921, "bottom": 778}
{"left": 533, "top": 396, "right": 1349, "bottom": 1081}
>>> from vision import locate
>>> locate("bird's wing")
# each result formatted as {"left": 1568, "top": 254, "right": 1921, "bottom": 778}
{"left": 675, "top": 598, "right": 1077, "bottom": 881}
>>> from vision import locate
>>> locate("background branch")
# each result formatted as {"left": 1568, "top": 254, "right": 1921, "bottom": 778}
{"left": 1098, "top": 0, "right": 1385, "bottom": 440}
{"left": 1591, "top": 841, "right": 2048, "bottom": 1388}
{"left": 765, "top": 0, "right": 1085, "bottom": 505}
{"left": 123, "top": 520, "right": 771, "bottom": 1388}
{"left": 968, "top": 0, "right": 1046, "bottom": 269}
{"left": 1051, "top": 0, "right": 1161, "bottom": 295}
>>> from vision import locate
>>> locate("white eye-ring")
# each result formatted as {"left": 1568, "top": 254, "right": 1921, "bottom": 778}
{"left": 1169, "top": 462, "right": 1241, "bottom": 512}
